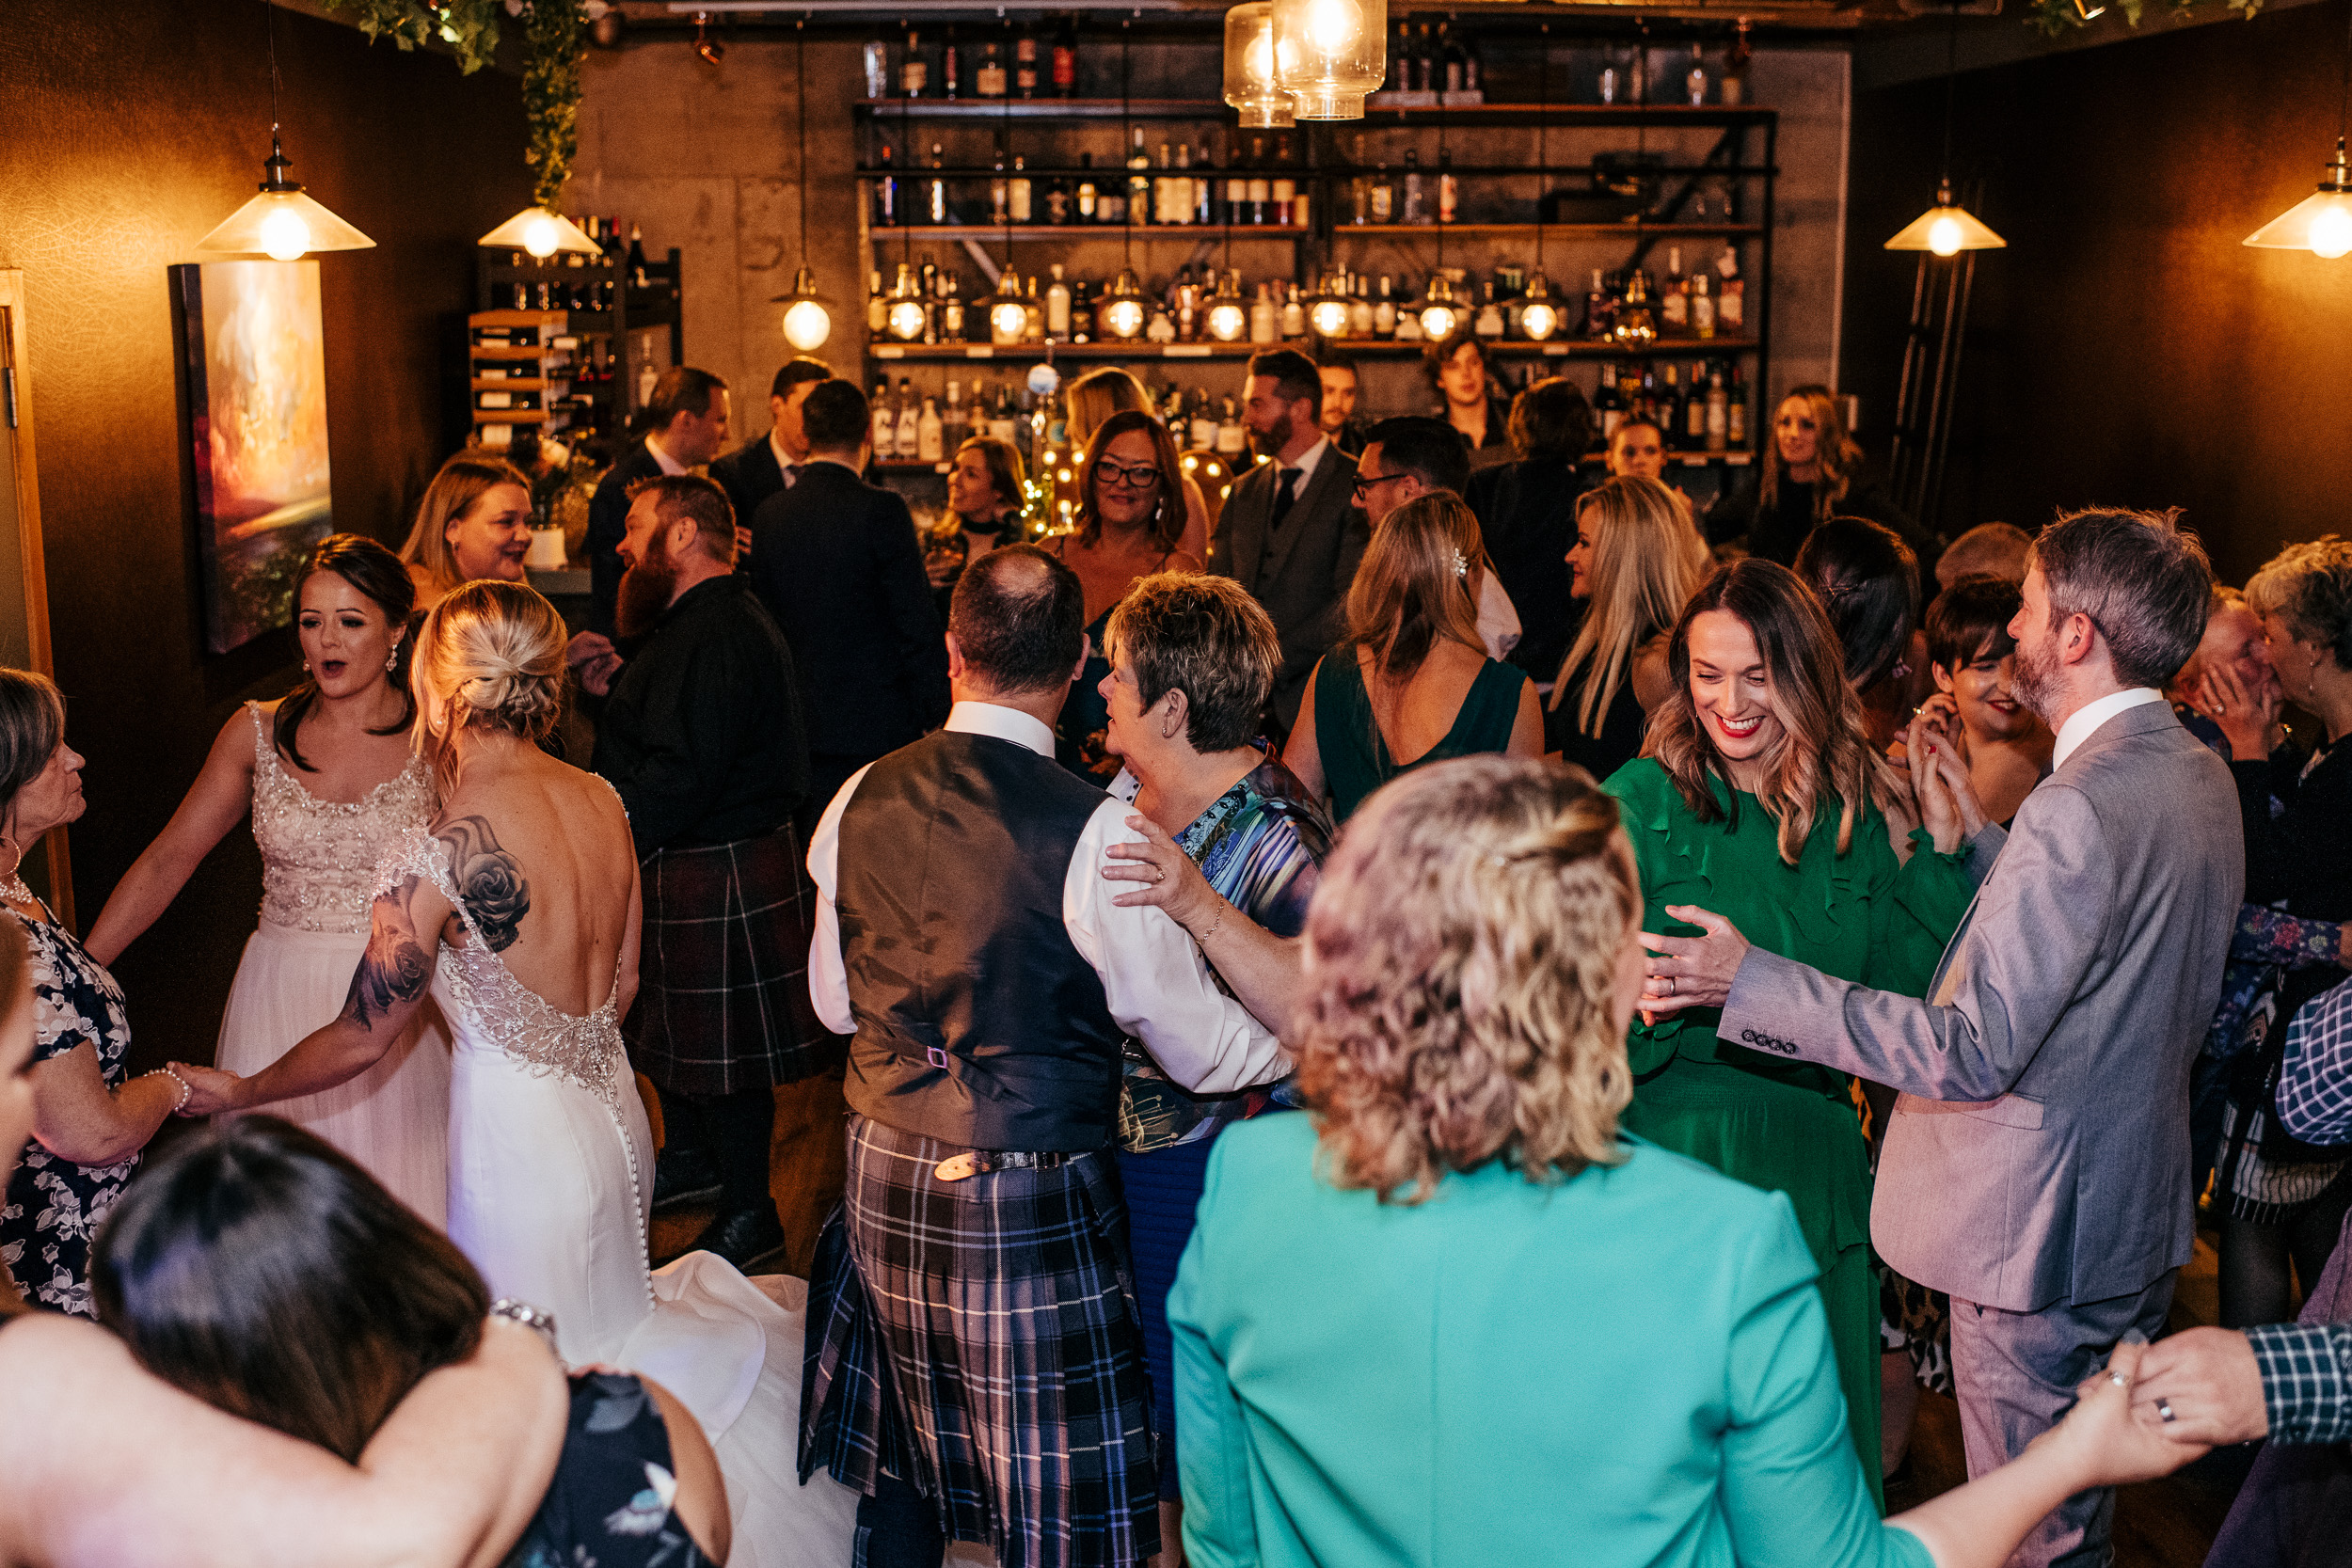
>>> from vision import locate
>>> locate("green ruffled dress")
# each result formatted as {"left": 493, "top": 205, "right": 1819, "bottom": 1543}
{"left": 1602, "top": 759, "right": 1975, "bottom": 1513}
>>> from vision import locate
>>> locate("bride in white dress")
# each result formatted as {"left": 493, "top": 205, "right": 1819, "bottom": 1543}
{"left": 87, "top": 535, "right": 449, "bottom": 1223}
{"left": 174, "top": 579, "right": 856, "bottom": 1566}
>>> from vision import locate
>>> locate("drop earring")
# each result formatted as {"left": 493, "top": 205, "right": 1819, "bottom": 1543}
{"left": 385, "top": 645, "right": 399, "bottom": 672}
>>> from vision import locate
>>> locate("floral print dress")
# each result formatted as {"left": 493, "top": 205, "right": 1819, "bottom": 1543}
{"left": 0, "top": 909, "right": 136, "bottom": 1316}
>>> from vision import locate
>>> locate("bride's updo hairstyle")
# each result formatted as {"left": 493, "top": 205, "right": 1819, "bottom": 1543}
{"left": 411, "top": 578, "right": 566, "bottom": 795}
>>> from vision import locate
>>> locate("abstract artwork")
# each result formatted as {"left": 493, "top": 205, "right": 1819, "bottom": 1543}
{"left": 171, "top": 260, "right": 334, "bottom": 654}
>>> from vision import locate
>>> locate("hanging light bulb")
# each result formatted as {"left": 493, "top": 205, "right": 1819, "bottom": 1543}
{"left": 1206, "top": 273, "right": 1250, "bottom": 341}
{"left": 479, "top": 207, "right": 601, "bottom": 260}
{"left": 1883, "top": 179, "right": 2007, "bottom": 254}
{"left": 1223, "top": 2, "right": 1297, "bottom": 129}
{"left": 1518, "top": 271, "right": 1560, "bottom": 341}
{"left": 2247, "top": 138, "right": 2352, "bottom": 258}
{"left": 693, "top": 11, "right": 725, "bottom": 65}
{"left": 198, "top": 131, "right": 375, "bottom": 261}
{"left": 1271, "top": 0, "right": 1387, "bottom": 121}
{"left": 1304, "top": 271, "right": 1352, "bottom": 338}
{"left": 1103, "top": 268, "right": 1150, "bottom": 340}
{"left": 1416, "top": 271, "right": 1460, "bottom": 341}
{"left": 989, "top": 285, "right": 1031, "bottom": 344}
{"left": 772, "top": 266, "right": 833, "bottom": 351}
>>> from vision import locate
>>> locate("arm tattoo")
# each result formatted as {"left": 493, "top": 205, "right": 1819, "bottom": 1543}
{"left": 437, "top": 815, "right": 532, "bottom": 954}
{"left": 344, "top": 877, "right": 434, "bottom": 1028}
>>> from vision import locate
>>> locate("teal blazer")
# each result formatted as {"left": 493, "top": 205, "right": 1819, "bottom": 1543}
{"left": 1168, "top": 1115, "right": 1933, "bottom": 1568}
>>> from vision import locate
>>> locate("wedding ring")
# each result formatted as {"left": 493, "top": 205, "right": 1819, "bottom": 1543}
{"left": 2157, "top": 1398, "right": 2175, "bottom": 1423}
{"left": 2106, "top": 1370, "right": 2129, "bottom": 1388}
{"left": 2216, "top": 702, "right": 2228, "bottom": 716}
{"left": 1665, "top": 974, "right": 1676, "bottom": 996}
{"left": 1154, "top": 867, "right": 1166, "bottom": 883}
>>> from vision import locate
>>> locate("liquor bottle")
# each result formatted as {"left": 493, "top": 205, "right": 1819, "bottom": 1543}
{"left": 1661, "top": 245, "right": 1689, "bottom": 333}
{"left": 1402, "top": 150, "right": 1424, "bottom": 224}
{"left": 1725, "top": 364, "right": 1748, "bottom": 446}
{"left": 894, "top": 378, "right": 920, "bottom": 455}
{"left": 1691, "top": 272, "right": 1715, "bottom": 339}
{"left": 1460, "top": 29, "right": 1485, "bottom": 101}
{"left": 1723, "top": 19, "right": 1752, "bottom": 106}
{"left": 1051, "top": 16, "right": 1077, "bottom": 98}
{"left": 876, "top": 145, "right": 900, "bottom": 226}
{"left": 1279, "top": 282, "right": 1306, "bottom": 339}
{"left": 1196, "top": 141, "right": 1217, "bottom": 223}
{"left": 926, "top": 144, "right": 948, "bottom": 224}
{"left": 918, "top": 256, "right": 940, "bottom": 342}
{"left": 943, "top": 274, "right": 965, "bottom": 342}
{"left": 1583, "top": 269, "right": 1610, "bottom": 341}
{"left": 1686, "top": 43, "right": 1708, "bottom": 106}
{"left": 1370, "top": 160, "right": 1394, "bottom": 222}
{"left": 917, "top": 397, "right": 945, "bottom": 462}
{"left": 1009, "top": 155, "right": 1032, "bottom": 222}
{"left": 1349, "top": 275, "right": 1375, "bottom": 337}
{"left": 1128, "top": 128, "right": 1152, "bottom": 225}
{"left": 1687, "top": 364, "right": 1711, "bottom": 447}
{"left": 1715, "top": 245, "right": 1744, "bottom": 332}
{"left": 941, "top": 28, "right": 961, "bottom": 100}
{"left": 987, "top": 382, "right": 1018, "bottom": 442}
{"left": 1594, "top": 364, "right": 1625, "bottom": 443}
{"left": 1350, "top": 135, "right": 1371, "bottom": 224}
{"left": 866, "top": 269, "right": 887, "bottom": 334}
{"left": 863, "top": 33, "right": 890, "bottom": 98}
{"left": 1216, "top": 396, "right": 1247, "bottom": 454}
{"left": 1046, "top": 264, "right": 1072, "bottom": 341}
{"left": 991, "top": 143, "right": 1009, "bottom": 224}
{"left": 1174, "top": 142, "right": 1195, "bottom": 227}
{"left": 1660, "top": 363, "right": 1683, "bottom": 440}
{"left": 1100, "top": 173, "right": 1125, "bottom": 227}
{"left": 944, "top": 380, "right": 966, "bottom": 449}
{"left": 1075, "top": 152, "right": 1097, "bottom": 222}
{"left": 1014, "top": 25, "right": 1040, "bottom": 98}
{"left": 1151, "top": 142, "right": 1171, "bottom": 224}
{"left": 1706, "top": 368, "right": 1729, "bottom": 451}
{"left": 1245, "top": 136, "right": 1271, "bottom": 224}
{"left": 627, "top": 224, "right": 648, "bottom": 287}
{"left": 1374, "top": 275, "right": 1397, "bottom": 336}
{"left": 1473, "top": 282, "right": 1504, "bottom": 340}
{"left": 1146, "top": 305, "right": 1177, "bottom": 343}
{"left": 1438, "top": 150, "right": 1458, "bottom": 224}
{"left": 977, "top": 40, "right": 1007, "bottom": 98}
{"left": 1072, "top": 281, "right": 1095, "bottom": 342}
{"left": 900, "top": 30, "right": 928, "bottom": 97}
{"left": 871, "top": 380, "right": 896, "bottom": 457}
{"left": 1439, "top": 22, "right": 1467, "bottom": 94}
{"left": 1189, "top": 392, "right": 1218, "bottom": 452}
{"left": 1044, "top": 173, "right": 1071, "bottom": 226}
{"left": 1613, "top": 270, "right": 1656, "bottom": 346}
{"left": 1406, "top": 22, "right": 1431, "bottom": 92}
{"left": 1384, "top": 21, "right": 1409, "bottom": 92}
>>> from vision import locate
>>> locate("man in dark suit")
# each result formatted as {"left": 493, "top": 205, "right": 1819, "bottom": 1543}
{"left": 747, "top": 378, "right": 951, "bottom": 835}
{"left": 1209, "top": 347, "right": 1365, "bottom": 734}
{"left": 582, "top": 366, "right": 731, "bottom": 637}
{"left": 710, "top": 356, "right": 833, "bottom": 539}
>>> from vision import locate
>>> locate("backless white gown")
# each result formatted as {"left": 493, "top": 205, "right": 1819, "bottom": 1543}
{"left": 216, "top": 705, "right": 451, "bottom": 1224}
{"left": 375, "top": 826, "right": 858, "bottom": 1566}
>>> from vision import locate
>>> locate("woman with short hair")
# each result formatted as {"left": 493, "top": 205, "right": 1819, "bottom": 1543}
{"left": 1548, "top": 475, "right": 1712, "bottom": 781}
{"left": 1049, "top": 409, "right": 1204, "bottom": 783}
{"left": 1169, "top": 754, "right": 2197, "bottom": 1568}
{"left": 1285, "top": 493, "right": 1542, "bottom": 823}
{"left": 1914, "top": 575, "right": 2052, "bottom": 828}
{"left": 1601, "top": 559, "right": 1979, "bottom": 1505}
{"left": 86, "top": 534, "right": 450, "bottom": 1223}
{"left": 398, "top": 453, "right": 537, "bottom": 611}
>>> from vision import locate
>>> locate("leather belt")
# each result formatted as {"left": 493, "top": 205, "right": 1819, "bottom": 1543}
{"left": 932, "top": 1149, "right": 1074, "bottom": 1182}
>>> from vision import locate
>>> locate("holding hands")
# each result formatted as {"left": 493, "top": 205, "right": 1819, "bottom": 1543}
{"left": 1638, "top": 905, "right": 1751, "bottom": 1021}
{"left": 166, "top": 1061, "right": 248, "bottom": 1117}
{"left": 2125, "top": 1327, "right": 2268, "bottom": 1447}
{"left": 565, "top": 631, "right": 623, "bottom": 699}
{"left": 1905, "top": 700, "right": 1991, "bottom": 855}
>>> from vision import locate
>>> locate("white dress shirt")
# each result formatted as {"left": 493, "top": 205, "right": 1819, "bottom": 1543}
{"left": 646, "top": 432, "right": 691, "bottom": 476}
{"left": 768, "top": 428, "right": 801, "bottom": 486}
{"left": 2052, "top": 687, "right": 2167, "bottom": 770}
{"left": 1282, "top": 434, "right": 1331, "bottom": 488}
{"left": 805, "top": 701, "right": 1290, "bottom": 1096}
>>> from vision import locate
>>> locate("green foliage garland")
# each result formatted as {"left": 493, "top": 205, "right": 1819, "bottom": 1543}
{"left": 312, "top": 0, "right": 585, "bottom": 207}
{"left": 2025, "top": 0, "right": 2263, "bottom": 40}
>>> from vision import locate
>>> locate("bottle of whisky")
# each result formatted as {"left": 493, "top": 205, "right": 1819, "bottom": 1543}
{"left": 1014, "top": 24, "right": 1039, "bottom": 98}
{"left": 1051, "top": 17, "right": 1078, "bottom": 98}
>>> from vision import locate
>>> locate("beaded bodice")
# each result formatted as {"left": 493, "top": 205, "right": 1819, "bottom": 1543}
{"left": 249, "top": 704, "right": 434, "bottom": 935}
{"left": 375, "top": 830, "right": 630, "bottom": 1113}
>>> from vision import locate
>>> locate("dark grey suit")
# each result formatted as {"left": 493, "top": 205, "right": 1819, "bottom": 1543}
{"left": 1722, "top": 697, "right": 2241, "bottom": 1566}
{"left": 1208, "top": 441, "right": 1366, "bottom": 730}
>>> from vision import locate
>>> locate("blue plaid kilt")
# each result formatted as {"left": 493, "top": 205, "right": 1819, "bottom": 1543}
{"left": 626, "top": 827, "right": 845, "bottom": 1096}
{"left": 799, "top": 1114, "right": 1161, "bottom": 1568}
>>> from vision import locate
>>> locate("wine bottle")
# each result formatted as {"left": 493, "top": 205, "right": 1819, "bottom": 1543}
{"left": 1706, "top": 369, "right": 1729, "bottom": 451}
{"left": 977, "top": 40, "right": 1007, "bottom": 99}
{"left": 1403, "top": 150, "right": 1424, "bottom": 225}
{"left": 1051, "top": 17, "right": 1077, "bottom": 98}
{"left": 1349, "top": 275, "right": 1375, "bottom": 337}
{"left": 876, "top": 145, "right": 898, "bottom": 226}
{"left": 626, "top": 225, "right": 648, "bottom": 287}
{"left": 1374, "top": 275, "right": 1397, "bottom": 336}
{"left": 1370, "top": 160, "right": 1393, "bottom": 223}
{"left": 1661, "top": 245, "right": 1689, "bottom": 334}
{"left": 1128, "top": 127, "right": 1152, "bottom": 225}
{"left": 941, "top": 28, "right": 961, "bottom": 100}
{"left": 926, "top": 143, "right": 948, "bottom": 225}
{"left": 900, "top": 29, "right": 927, "bottom": 97}
{"left": 1071, "top": 281, "right": 1095, "bottom": 343}
{"left": 1725, "top": 364, "right": 1748, "bottom": 446}
{"left": 1595, "top": 364, "right": 1624, "bottom": 443}
{"left": 1009, "top": 155, "right": 1032, "bottom": 223}
{"left": 1076, "top": 151, "right": 1098, "bottom": 223}
{"left": 1687, "top": 364, "right": 1711, "bottom": 447}
{"left": 1046, "top": 264, "right": 1072, "bottom": 341}
{"left": 871, "top": 380, "right": 896, "bottom": 458}
{"left": 1014, "top": 25, "right": 1039, "bottom": 98}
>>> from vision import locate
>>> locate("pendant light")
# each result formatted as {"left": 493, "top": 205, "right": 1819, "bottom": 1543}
{"left": 1101, "top": 24, "right": 1149, "bottom": 341}
{"left": 1304, "top": 269, "right": 1353, "bottom": 338}
{"left": 1519, "top": 26, "right": 1560, "bottom": 341}
{"left": 771, "top": 21, "right": 833, "bottom": 349}
{"left": 2246, "top": 0, "right": 2352, "bottom": 258}
{"left": 1416, "top": 112, "right": 1456, "bottom": 337}
{"left": 1206, "top": 272, "right": 1251, "bottom": 341}
{"left": 478, "top": 208, "right": 599, "bottom": 260}
{"left": 1271, "top": 0, "right": 1388, "bottom": 121}
{"left": 1884, "top": 0, "right": 2005, "bottom": 255}
{"left": 1102, "top": 268, "right": 1150, "bottom": 340}
{"left": 1224, "top": 2, "right": 1297, "bottom": 129}
{"left": 198, "top": 1, "right": 373, "bottom": 261}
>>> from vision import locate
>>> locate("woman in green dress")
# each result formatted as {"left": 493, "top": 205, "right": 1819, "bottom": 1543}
{"left": 1601, "top": 559, "right": 1978, "bottom": 1511}
{"left": 1284, "top": 492, "right": 1543, "bottom": 823}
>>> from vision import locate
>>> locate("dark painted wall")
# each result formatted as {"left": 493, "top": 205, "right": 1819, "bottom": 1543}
{"left": 1841, "top": 0, "right": 2352, "bottom": 586}
{"left": 0, "top": 0, "right": 530, "bottom": 1066}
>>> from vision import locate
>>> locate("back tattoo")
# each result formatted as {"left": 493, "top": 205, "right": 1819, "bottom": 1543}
{"left": 437, "top": 816, "right": 532, "bottom": 953}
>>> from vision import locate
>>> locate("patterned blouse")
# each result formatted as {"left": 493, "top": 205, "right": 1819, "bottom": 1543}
{"left": 1111, "top": 751, "right": 1332, "bottom": 1153}
{"left": 0, "top": 909, "right": 136, "bottom": 1317}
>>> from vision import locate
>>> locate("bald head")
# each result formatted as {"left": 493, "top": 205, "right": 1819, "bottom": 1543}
{"left": 947, "top": 544, "right": 1087, "bottom": 696}
{"left": 1936, "top": 522, "right": 2033, "bottom": 591}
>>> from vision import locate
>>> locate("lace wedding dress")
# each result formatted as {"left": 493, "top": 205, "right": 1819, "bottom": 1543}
{"left": 375, "top": 826, "right": 857, "bottom": 1566}
{"left": 216, "top": 705, "right": 451, "bottom": 1223}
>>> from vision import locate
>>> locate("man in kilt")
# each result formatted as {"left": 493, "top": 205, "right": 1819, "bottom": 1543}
{"left": 588, "top": 472, "right": 843, "bottom": 1273}
{"left": 800, "top": 546, "right": 1288, "bottom": 1568}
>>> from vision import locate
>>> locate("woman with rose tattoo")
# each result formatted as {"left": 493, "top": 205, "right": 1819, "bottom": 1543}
{"left": 87, "top": 533, "right": 452, "bottom": 1224}
{"left": 172, "top": 580, "right": 857, "bottom": 1568}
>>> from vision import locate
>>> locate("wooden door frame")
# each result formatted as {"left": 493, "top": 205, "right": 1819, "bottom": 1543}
{"left": 0, "top": 270, "right": 72, "bottom": 927}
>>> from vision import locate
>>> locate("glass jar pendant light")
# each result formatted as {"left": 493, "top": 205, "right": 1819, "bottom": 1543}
{"left": 1102, "top": 268, "right": 1150, "bottom": 341}
{"left": 1305, "top": 272, "right": 1353, "bottom": 339}
{"left": 1223, "top": 3, "right": 1297, "bottom": 129}
{"left": 1518, "top": 271, "right": 1560, "bottom": 341}
{"left": 1271, "top": 0, "right": 1387, "bottom": 121}
{"left": 2247, "top": 3, "right": 2352, "bottom": 258}
{"left": 1416, "top": 271, "right": 1460, "bottom": 340}
{"left": 1206, "top": 272, "right": 1251, "bottom": 342}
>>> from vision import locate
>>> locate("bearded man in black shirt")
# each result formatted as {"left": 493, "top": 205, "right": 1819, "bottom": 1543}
{"left": 584, "top": 473, "right": 840, "bottom": 1273}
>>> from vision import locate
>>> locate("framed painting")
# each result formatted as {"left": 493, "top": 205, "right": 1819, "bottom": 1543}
{"left": 170, "top": 260, "right": 334, "bottom": 655}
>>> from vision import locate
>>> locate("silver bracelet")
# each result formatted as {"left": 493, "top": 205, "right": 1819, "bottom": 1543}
{"left": 145, "top": 1067, "right": 192, "bottom": 1116}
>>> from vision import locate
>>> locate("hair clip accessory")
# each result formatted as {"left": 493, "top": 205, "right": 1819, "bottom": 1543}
{"left": 1452, "top": 546, "right": 1469, "bottom": 580}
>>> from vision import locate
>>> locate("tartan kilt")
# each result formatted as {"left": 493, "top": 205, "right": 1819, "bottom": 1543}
{"left": 626, "top": 826, "right": 845, "bottom": 1096}
{"left": 799, "top": 1114, "right": 1161, "bottom": 1568}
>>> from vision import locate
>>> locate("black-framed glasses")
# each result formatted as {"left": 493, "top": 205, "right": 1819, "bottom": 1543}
{"left": 1352, "top": 470, "right": 1409, "bottom": 500}
{"left": 1097, "top": 460, "right": 1162, "bottom": 490}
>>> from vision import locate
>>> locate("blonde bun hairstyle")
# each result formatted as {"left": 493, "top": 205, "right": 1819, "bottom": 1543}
{"left": 411, "top": 579, "right": 566, "bottom": 795}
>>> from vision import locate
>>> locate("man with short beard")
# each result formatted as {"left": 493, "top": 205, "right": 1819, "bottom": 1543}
{"left": 589, "top": 473, "right": 833, "bottom": 1275}
{"left": 1208, "top": 348, "right": 1364, "bottom": 734}
{"left": 1643, "top": 507, "right": 2241, "bottom": 1568}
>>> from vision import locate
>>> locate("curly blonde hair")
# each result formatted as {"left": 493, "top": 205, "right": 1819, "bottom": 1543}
{"left": 1296, "top": 756, "right": 1638, "bottom": 1205}
{"left": 2245, "top": 534, "right": 2352, "bottom": 671}
{"left": 409, "top": 579, "right": 566, "bottom": 798}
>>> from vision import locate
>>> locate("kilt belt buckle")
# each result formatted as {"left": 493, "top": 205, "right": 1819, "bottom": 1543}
{"left": 926, "top": 1046, "right": 950, "bottom": 1069}
{"left": 933, "top": 1149, "right": 1072, "bottom": 1182}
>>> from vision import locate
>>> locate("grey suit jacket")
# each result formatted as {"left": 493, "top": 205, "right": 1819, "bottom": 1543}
{"left": 1208, "top": 447, "right": 1366, "bottom": 727}
{"left": 1721, "top": 700, "right": 2242, "bottom": 1312}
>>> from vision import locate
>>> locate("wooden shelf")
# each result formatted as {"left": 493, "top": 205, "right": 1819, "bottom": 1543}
{"left": 1359, "top": 103, "right": 1775, "bottom": 128}
{"left": 872, "top": 224, "right": 1308, "bottom": 240}
{"left": 852, "top": 100, "right": 1775, "bottom": 129}
{"left": 1329, "top": 223, "right": 1762, "bottom": 238}
{"left": 871, "top": 341, "right": 1257, "bottom": 360}
{"left": 866, "top": 337, "right": 1759, "bottom": 362}
{"left": 856, "top": 97, "right": 1232, "bottom": 120}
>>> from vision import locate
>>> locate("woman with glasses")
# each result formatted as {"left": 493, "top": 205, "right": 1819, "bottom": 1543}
{"left": 1049, "top": 410, "right": 1203, "bottom": 782}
